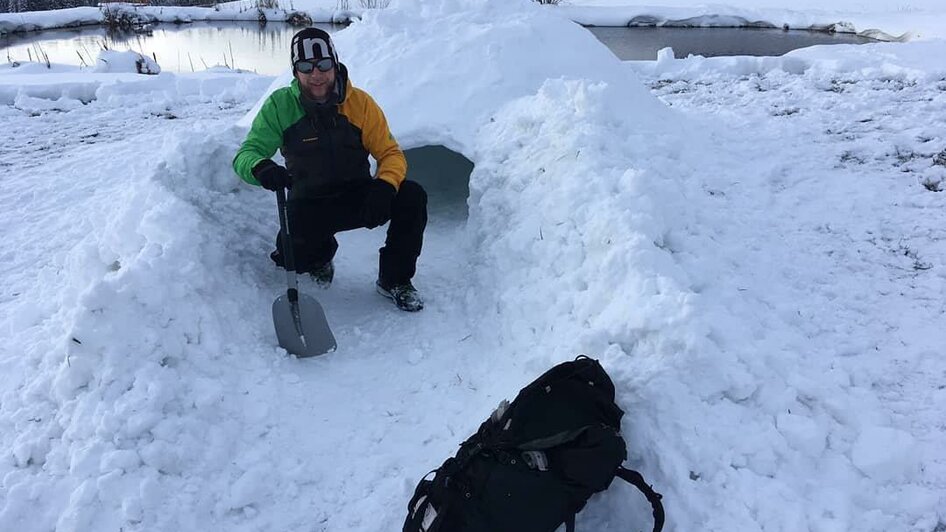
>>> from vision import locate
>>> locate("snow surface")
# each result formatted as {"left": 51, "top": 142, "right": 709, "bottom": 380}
{"left": 2, "top": 0, "right": 945, "bottom": 531}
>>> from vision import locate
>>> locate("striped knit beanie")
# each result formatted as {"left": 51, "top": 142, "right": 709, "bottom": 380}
{"left": 290, "top": 28, "right": 339, "bottom": 69}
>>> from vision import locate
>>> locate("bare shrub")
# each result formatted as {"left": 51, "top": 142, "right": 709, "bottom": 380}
{"left": 6, "top": 49, "right": 20, "bottom": 67}
{"left": 286, "top": 11, "right": 312, "bottom": 26}
{"left": 31, "top": 43, "right": 50, "bottom": 68}
{"left": 102, "top": 4, "right": 148, "bottom": 30}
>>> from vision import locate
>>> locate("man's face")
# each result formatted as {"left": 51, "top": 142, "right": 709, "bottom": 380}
{"left": 296, "top": 63, "right": 336, "bottom": 102}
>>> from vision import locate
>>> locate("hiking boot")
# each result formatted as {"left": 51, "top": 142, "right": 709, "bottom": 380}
{"left": 376, "top": 280, "right": 424, "bottom": 312}
{"left": 308, "top": 260, "right": 334, "bottom": 289}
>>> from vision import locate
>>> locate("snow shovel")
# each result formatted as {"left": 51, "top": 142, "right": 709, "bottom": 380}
{"left": 272, "top": 187, "right": 337, "bottom": 357}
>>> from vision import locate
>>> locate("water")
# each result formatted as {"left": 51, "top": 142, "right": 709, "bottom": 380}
{"left": 587, "top": 26, "right": 874, "bottom": 60}
{"left": 0, "top": 22, "right": 343, "bottom": 74}
{"left": 0, "top": 22, "right": 874, "bottom": 74}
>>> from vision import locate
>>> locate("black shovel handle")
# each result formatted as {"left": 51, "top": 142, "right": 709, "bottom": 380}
{"left": 275, "top": 187, "right": 299, "bottom": 302}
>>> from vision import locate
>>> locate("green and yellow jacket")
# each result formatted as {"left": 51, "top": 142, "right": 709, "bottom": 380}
{"left": 233, "top": 64, "right": 406, "bottom": 199}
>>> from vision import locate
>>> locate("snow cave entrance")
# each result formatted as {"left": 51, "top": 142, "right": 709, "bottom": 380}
{"left": 403, "top": 145, "right": 473, "bottom": 221}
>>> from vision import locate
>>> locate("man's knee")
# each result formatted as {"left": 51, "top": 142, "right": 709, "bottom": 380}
{"left": 396, "top": 180, "right": 427, "bottom": 209}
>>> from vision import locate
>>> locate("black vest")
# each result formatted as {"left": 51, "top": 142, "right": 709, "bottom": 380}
{"left": 282, "top": 70, "right": 371, "bottom": 199}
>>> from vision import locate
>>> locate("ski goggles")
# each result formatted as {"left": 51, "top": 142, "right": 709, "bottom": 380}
{"left": 295, "top": 58, "right": 335, "bottom": 74}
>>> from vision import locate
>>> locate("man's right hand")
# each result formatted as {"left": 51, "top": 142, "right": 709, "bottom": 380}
{"left": 252, "top": 159, "right": 292, "bottom": 191}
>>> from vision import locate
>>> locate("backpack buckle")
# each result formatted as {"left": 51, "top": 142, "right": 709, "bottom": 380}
{"left": 419, "top": 502, "right": 438, "bottom": 532}
{"left": 522, "top": 450, "right": 549, "bottom": 471}
{"left": 491, "top": 399, "right": 510, "bottom": 422}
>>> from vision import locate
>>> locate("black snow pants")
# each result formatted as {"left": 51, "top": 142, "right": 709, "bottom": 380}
{"left": 274, "top": 180, "right": 427, "bottom": 285}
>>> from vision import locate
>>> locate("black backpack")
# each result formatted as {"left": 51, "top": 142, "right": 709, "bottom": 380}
{"left": 403, "top": 356, "right": 665, "bottom": 532}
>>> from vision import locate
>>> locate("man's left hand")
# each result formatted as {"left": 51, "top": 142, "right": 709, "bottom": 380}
{"left": 362, "top": 179, "right": 397, "bottom": 228}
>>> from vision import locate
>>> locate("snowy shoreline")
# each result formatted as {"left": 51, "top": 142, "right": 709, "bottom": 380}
{"left": 2, "top": 1, "right": 944, "bottom": 41}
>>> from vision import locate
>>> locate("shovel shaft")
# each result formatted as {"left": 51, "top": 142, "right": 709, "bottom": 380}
{"left": 275, "top": 188, "right": 299, "bottom": 296}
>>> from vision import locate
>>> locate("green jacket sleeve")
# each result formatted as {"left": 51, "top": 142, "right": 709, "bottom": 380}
{"left": 233, "top": 95, "right": 285, "bottom": 186}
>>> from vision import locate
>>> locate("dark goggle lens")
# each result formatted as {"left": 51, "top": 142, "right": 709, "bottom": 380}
{"left": 296, "top": 58, "right": 334, "bottom": 73}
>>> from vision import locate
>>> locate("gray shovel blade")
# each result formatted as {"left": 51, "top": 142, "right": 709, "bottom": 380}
{"left": 273, "top": 292, "right": 337, "bottom": 357}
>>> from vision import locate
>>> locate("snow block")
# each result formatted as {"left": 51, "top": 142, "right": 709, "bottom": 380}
{"left": 228, "top": 467, "right": 270, "bottom": 510}
{"left": 851, "top": 426, "right": 918, "bottom": 481}
{"left": 776, "top": 412, "right": 827, "bottom": 456}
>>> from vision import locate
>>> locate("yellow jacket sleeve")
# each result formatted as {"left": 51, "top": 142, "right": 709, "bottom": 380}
{"left": 357, "top": 91, "right": 407, "bottom": 190}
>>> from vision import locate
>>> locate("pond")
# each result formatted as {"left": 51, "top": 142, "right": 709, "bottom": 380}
{"left": 0, "top": 22, "right": 337, "bottom": 74}
{"left": 586, "top": 26, "right": 874, "bottom": 60}
{"left": 0, "top": 21, "right": 874, "bottom": 74}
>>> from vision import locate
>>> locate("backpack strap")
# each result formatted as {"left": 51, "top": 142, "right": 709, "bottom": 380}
{"left": 616, "top": 467, "right": 665, "bottom": 532}
{"left": 561, "top": 469, "right": 663, "bottom": 532}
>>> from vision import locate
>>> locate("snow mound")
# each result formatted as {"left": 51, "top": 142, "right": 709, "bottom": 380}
{"left": 0, "top": 69, "right": 270, "bottom": 108}
{"left": 631, "top": 40, "right": 946, "bottom": 81}
{"left": 94, "top": 50, "right": 161, "bottom": 75}
{"left": 0, "top": 6, "right": 102, "bottom": 34}
{"left": 0, "top": 78, "right": 98, "bottom": 107}
{"left": 13, "top": 93, "right": 85, "bottom": 113}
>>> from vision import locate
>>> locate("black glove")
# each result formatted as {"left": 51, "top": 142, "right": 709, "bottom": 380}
{"left": 362, "top": 179, "right": 397, "bottom": 228}
{"left": 252, "top": 159, "right": 291, "bottom": 191}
